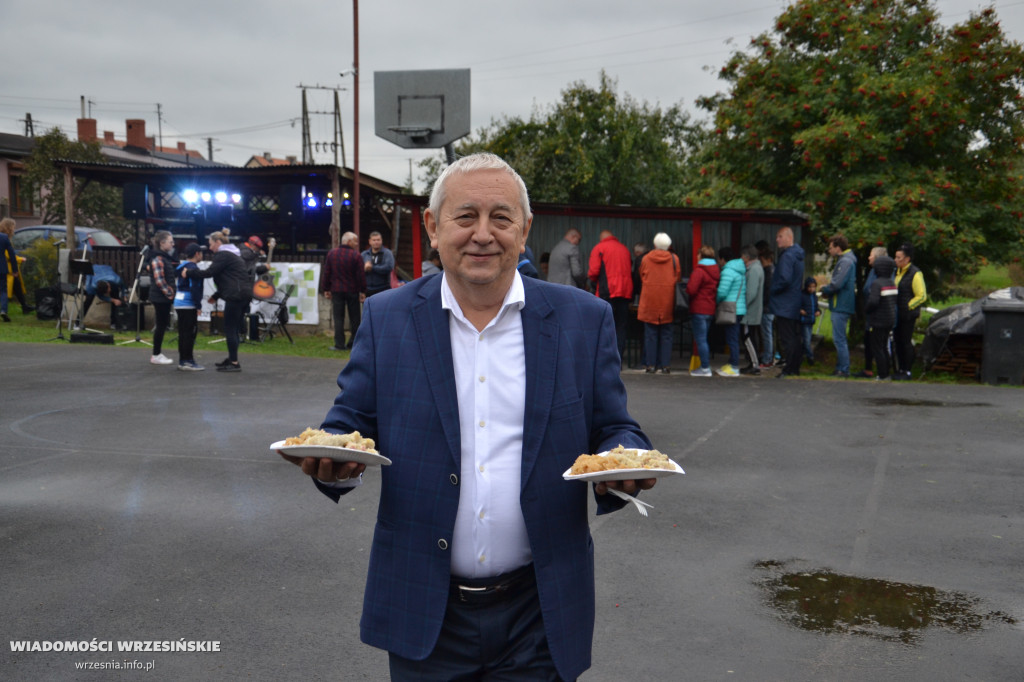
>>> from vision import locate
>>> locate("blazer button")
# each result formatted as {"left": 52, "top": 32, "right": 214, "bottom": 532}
{"left": 450, "top": 473, "right": 458, "bottom": 485}
{"left": 437, "top": 538, "right": 449, "bottom": 551}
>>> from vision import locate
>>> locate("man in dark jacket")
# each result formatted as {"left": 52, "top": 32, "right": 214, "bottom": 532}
{"left": 362, "top": 231, "right": 395, "bottom": 297}
{"left": 864, "top": 255, "right": 898, "bottom": 380}
{"left": 321, "top": 231, "right": 366, "bottom": 350}
{"left": 183, "top": 230, "right": 251, "bottom": 372}
{"left": 769, "top": 226, "right": 806, "bottom": 377}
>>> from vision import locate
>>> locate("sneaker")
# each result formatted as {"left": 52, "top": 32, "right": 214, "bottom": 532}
{"left": 214, "top": 357, "right": 232, "bottom": 368}
{"left": 690, "top": 367, "right": 713, "bottom": 377}
{"left": 660, "top": 368, "right": 671, "bottom": 375}
{"left": 178, "top": 361, "right": 205, "bottom": 371}
{"left": 150, "top": 353, "right": 174, "bottom": 365}
{"left": 645, "top": 367, "right": 656, "bottom": 374}
{"left": 217, "top": 362, "right": 242, "bottom": 373}
{"left": 854, "top": 370, "right": 874, "bottom": 378}
{"left": 1, "top": 312, "right": 10, "bottom": 323}
{"left": 715, "top": 364, "right": 740, "bottom": 377}
{"left": 831, "top": 370, "right": 850, "bottom": 378}
{"left": 759, "top": 362, "right": 774, "bottom": 370}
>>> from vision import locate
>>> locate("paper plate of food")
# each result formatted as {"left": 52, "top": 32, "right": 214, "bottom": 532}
{"left": 271, "top": 428, "right": 392, "bottom": 467}
{"left": 562, "top": 445, "right": 683, "bottom": 482}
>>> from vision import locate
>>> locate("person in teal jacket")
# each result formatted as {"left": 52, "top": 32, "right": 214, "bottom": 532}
{"left": 715, "top": 246, "right": 747, "bottom": 376}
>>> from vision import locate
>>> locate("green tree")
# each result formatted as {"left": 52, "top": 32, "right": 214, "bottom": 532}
{"left": 22, "top": 128, "right": 128, "bottom": 240}
{"left": 687, "top": 0, "right": 1024, "bottom": 284}
{"left": 421, "top": 72, "right": 698, "bottom": 206}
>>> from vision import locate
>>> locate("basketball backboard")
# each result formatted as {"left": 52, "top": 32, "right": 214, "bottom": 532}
{"left": 374, "top": 69, "right": 470, "bottom": 150}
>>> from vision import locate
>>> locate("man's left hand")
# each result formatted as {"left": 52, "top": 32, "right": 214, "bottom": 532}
{"left": 595, "top": 478, "right": 657, "bottom": 496}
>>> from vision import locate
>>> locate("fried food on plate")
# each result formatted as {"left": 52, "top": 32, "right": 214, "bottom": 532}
{"left": 569, "top": 444, "right": 672, "bottom": 475}
{"left": 283, "top": 428, "right": 378, "bottom": 453}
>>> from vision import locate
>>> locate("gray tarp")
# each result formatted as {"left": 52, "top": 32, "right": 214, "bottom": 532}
{"left": 921, "top": 286, "right": 1024, "bottom": 367}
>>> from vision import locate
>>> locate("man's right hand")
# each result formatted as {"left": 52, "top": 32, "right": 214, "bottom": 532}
{"left": 278, "top": 454, "right": 365, "bottom": 483}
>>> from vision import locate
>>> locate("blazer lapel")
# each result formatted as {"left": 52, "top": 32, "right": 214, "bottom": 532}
{"left": 520, "top": 281, "right": 558, "bottom": 489}
{"left": 411, "top": 279, "right": 462, "bottom": 470}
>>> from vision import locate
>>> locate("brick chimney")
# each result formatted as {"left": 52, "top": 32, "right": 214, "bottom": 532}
{"left": 103, "top": 131, "right": 116, "bottom": 144}
{"left": 126, "top": 119, "right": 147, "bottom": 149}
{"left": 178, "top": 142, "right": 187, "bottom": 153}
{"left": 77, "top": 118, "right": 97, "bottom": 143}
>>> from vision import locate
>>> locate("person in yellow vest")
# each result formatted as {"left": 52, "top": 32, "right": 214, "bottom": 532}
{"left": 893, "top": 243, "right": 928, "bottom": 380}
{"left": 1, "top": 218, "right": 34, "bottom": 321}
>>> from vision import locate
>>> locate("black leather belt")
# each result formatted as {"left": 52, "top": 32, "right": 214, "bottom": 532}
{"left": 450, "top": 563, "right": 535, "bottom": 605}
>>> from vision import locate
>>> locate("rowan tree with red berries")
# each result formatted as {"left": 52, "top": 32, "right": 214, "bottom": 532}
{"left": 686, "top": 0, "right": 1024, "bottom": 284}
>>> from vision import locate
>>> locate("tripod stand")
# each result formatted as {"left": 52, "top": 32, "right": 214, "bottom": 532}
{"left": 46, "top": 244, "right": 89, "bottom": 341}
{"left": 119, "top": 245, "right": 152, "bottom": 346}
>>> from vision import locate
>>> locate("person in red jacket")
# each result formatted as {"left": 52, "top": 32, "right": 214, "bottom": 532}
{"left": 685, "top": 245, "right": 721, "bottom": 376}
{"left": 588, "top": 230, "right": 634, "bottom": 360}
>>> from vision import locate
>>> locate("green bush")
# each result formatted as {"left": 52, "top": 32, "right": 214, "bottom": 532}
{"left": 18, "top": 238, "right": 60, "bottom": 303}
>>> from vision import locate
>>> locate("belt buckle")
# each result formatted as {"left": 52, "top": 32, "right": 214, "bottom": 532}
{"left": 456, "top": 584, "right": 489, "bottom": 602}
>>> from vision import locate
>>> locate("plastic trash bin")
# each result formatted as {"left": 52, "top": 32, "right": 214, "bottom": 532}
{"left": 981, "top": 298, "right": 1024, "bottom": 385}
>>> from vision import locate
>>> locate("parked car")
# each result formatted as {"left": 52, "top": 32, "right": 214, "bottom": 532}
{"left": 12, "top": 225, "right": 123, "bottom": 252}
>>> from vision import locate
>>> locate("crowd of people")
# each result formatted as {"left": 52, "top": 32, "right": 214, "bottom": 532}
{"left": 7, "top": 198, "right": 929, "bottom": 382}
{"left": 502, "top": 224, "right": 929, "bottom": 381}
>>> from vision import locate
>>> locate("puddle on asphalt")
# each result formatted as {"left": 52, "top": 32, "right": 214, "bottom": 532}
{"left": 862, "top": 397, "right": 992, "bottom": 408}
{"left": 755, "top": 561, "right": 1016, "bottom": 644}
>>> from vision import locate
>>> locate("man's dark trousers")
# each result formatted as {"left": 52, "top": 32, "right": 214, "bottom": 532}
{"left": 331, "top": 292, "right": 361, "bottom": 349}
{"left": 776, "top": 316, "right": 803, "bottom": 375}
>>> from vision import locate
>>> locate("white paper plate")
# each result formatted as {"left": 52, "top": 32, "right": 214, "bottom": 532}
{"left": 270, "top": 440, "right": 392, "bottom": 466}
{"left": 562, "top": 449, "right": 684, "bottom": 482}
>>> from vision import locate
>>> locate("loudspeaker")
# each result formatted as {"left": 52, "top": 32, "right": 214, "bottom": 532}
{"left": 204, "top": 204, "right": 233, "bottom": 226}
{"left": 279, "top": 184, "right": 304, "bottom": 219}
{"left": 123, "top": 182, "right": 148, "bottom": 219}
{"left": 35, "top": 287, "right": 62, "bottom": 320}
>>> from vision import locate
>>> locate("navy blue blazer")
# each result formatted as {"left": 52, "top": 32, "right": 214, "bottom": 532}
{"left": 316, "top": 274, "right": 651, "bottom": 680}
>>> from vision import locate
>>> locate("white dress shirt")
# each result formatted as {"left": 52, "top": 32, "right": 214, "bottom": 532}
{"left": 441, "top": 272, "right": 532, "bottom": 578}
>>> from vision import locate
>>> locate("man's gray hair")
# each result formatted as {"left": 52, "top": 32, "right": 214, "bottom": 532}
{"left": 870, "top": 246, "right": 888, "bottom": 258}
{"left": 341, "top": 231, "right": 358, "bottom": 246}
{"left": 428, "top": 152, "right": 532, "bottom": 221}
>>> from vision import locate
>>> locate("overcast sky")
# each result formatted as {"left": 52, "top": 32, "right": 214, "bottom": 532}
{"left": 2, "top": 0, "right": 1022, "bottom": 192}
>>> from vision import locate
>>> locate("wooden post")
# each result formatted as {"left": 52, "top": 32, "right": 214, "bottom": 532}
{"left": 64, "top": 166, "right": 75, "bottom": 247}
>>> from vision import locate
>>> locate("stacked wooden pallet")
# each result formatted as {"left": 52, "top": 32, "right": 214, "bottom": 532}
{"left": 928, "top": 335, "right": 983, "bottom": 377}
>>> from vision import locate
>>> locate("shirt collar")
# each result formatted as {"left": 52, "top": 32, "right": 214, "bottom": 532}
{"left": 440, "top": 271, "right": 526, "bottom": 327}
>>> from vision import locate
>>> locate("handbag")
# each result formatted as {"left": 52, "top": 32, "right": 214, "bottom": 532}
{"left": 716, "top": 273, "right": 740, "bottom": 324}
{"left": 715, "top": 300, "right": 737, "bottom": 325}
{"left": 675, "top": 282, "right": 689, "bottom": 313}
{"left": 673, "top": 256, "right": 689, "bottom": 313}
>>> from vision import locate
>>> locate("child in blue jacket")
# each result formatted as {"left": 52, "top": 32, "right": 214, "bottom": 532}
{"left": 174, "top": 243, "right": 206, "bottom": 371}
{"left": 799, "top": 277, "right": 820, "bottom": 365}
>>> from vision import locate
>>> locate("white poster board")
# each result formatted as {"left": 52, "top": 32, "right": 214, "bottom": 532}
{"left": 196, "top": 262, "right": 320, "bottom": 326}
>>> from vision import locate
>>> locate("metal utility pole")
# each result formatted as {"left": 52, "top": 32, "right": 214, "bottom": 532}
{"left": 297, "top": 83, "right": 348, "bottom": 167}
{"left": 334, "top": 89, "right": 345, "bottom": 167}
{"left": 207, "top": 137, "right": 214, "bottom": 161}
{"left": 156, "top": 103, "right": 163, "bottom": 151}
{"left": 24, "top": 113, "right": 34, "bottom": 137}
{"left": 353, "top": 0, "right": 361, "bottom": 236}
{"left": 301, "top": 89, "right": 312, "bottom": 164}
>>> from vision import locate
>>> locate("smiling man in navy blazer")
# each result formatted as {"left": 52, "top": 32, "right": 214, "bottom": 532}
{"left": 281, "top": 153, "right": 655, "bottom": 680}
